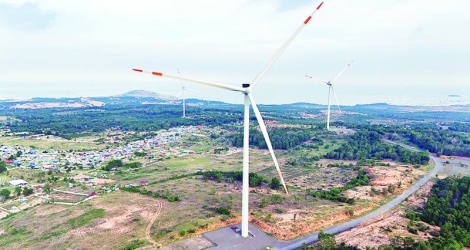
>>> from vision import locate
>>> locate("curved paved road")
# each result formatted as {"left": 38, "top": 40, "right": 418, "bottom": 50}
{"left": 277, "top": 147, "right": 442, "bottom": 250}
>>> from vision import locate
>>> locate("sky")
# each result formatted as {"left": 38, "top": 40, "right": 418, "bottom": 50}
{"left": 1, "top": 0, "right": 469, "bottom": 105}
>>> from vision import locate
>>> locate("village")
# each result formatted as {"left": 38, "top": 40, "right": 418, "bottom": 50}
{"left": 0, "top": 125, "right": 216, "bottom": 215}
{"left": 1, "top": 125, "right": 209, "bottom": 170}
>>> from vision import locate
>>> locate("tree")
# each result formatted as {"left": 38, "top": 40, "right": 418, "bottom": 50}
{"left": 0, "top": 162, "right": 7, "bottom": 174}
{"left": 22, "top": 187, "right": 33, "bottom": 196}
{"left": 43, "top": 184, "right": 52, "bottom": 194}
{"left": 0, "top": 189, "right": 11, "bottom": 201}
{"left": 270, "top": 177, "right": 281, "bottom": 190}
{"left": 14, "top": 186, "right": 22, "bottom": 197}
{"left": 403, "top": 236, "right": 416, "bottom": 248}
{"left": 270, "top": 194, "right": 283, "bottom": 204}
{"left": 317, "top": 231, "right": 336, "bottom": 250}
{"left": 259, "top": 197, "right": 269, "bottom": 208}
{"left": 102, "top": 159, "right": 124, "bottom": 171}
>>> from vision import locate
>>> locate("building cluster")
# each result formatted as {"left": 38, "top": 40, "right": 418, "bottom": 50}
{"left": 1, "top": 125, "right": 205, "bottom": 171}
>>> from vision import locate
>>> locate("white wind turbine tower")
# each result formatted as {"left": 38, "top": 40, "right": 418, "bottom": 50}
{"left": 171, "top": 75, "right": 198, "bottom": 118}
{"left": 306, "top": 60, "right": 353, "bottom": 131}
{"left": 134, "top": 1, "right": 324, "bottom": 238}
{"left": 171, "top": 68, "right": 198, "bottom": 118}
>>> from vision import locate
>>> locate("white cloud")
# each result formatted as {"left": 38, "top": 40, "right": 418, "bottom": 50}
{"left": 0, "top": 0, "right": 469, "bottom": 104}
{"left": 0, "top": 2, "right": 56, "bottom": 30}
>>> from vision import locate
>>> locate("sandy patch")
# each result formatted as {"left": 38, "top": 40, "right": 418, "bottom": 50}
{"left": 251, "top": 205, "right": 374, "bottom": 241}
{"left": 336, "top": 182, "right": 437, "bottom": 249}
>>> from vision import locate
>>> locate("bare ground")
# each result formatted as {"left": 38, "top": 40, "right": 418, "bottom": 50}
{"left": 335, "top": 182, "right": 437, "bottom": 249}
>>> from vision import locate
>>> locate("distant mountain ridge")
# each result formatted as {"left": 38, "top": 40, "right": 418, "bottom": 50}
{"left": 1, "top": 91, "right": 469, "bottom": 113}
{"left": 118, "top": 90, "right": 174, "bottom": 101}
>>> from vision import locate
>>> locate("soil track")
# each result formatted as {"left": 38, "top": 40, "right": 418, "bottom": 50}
{"left": 145, "top": 200, "right": 163, "bottom": 245}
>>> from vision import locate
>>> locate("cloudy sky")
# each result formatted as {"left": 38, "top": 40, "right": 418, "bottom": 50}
{"left": 1, "top": 0, "right": 469, "bottom": 105}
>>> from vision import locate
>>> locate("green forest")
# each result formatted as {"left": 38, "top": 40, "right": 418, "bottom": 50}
{"left": 228, "top": 127, "right": 316, "bottom": 150}
{"left": 421, "top": 177, "right": 470, "bottom": 248}
{"left": 325, "top": 130, "right": 430, "bottom": 165}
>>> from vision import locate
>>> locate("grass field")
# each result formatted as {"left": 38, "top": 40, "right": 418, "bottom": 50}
{"left": 0, "top": 136, "right": 106, "bottom": 151}
{"left": 440, "top": 158, "right": 470, "bottom": 176}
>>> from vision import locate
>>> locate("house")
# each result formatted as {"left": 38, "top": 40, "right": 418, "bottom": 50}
{"left": 73, "top": 174, "right": 92, "bottom": 183}
{"left": 9, "top": 179, "right": 29, "bottom": 187}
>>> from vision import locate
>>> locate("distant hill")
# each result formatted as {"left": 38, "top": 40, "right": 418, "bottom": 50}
{"left": 0, "top": 91, "right": 469, "bottom": 113}
{"left": 119, "top": 90, "right": 174, "bottom": 101}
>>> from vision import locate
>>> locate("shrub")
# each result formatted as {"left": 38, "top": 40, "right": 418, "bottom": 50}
{"left": 270, "top": 194, "right": 283, "bottom": 204}
{"left": 215, "top": 207, "right": 231, "bottom": 215}
{"left": 259, "top": 197, "right": 269, "bottom": 208}
{"left": 121, "top": 240, "right": 145, "bottom": 250}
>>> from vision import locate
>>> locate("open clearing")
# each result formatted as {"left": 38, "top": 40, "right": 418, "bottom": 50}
{"left": 0, "top": 136, "right": 106, "bottom": 151}
{"left": 0, "top": 192, "right": 160, "bottom": 249}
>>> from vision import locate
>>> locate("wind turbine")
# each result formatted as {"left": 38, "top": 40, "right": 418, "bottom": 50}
{"left": 306, "top": 60, "right": 352, "bottom": 131}
{"left": 133, "top": 1, "right": 324, "bottom": 238}
{"left": 171, "top": 68, "right": 198, "bottom": 118}
{"left": 171, "top": 85, "right": 198, "bottom": 118}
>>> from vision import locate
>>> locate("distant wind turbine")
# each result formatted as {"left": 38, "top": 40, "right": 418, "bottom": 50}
{"left": 134, "top": 1, "right": 324, "bottom": 238}
{"left": 171, "top": 85, "right": 198, "bottom": 118}
{"left": 172, "top": 69, "right": 198, "bottom": 118}
{"left": 306, "top": 60, "right": 353, "bottom": 131}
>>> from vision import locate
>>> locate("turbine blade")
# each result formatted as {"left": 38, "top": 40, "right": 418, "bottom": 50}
{"left": 305, "top": 75, "right": 329, "bottom": 84}
{"left": 133, "top": 69, "right": 245, "bottom": 92}
{"left": 248, "top": 93, "right": 289, "bottom": 194}
{"left": 172, "top": 89, "right": 184, "bottom": 102}
{"left": 331, "top": 60, "right": 353, "bottom": 84}
{"left": 331, "top": 86, "right": 341, "bottom": 113}
{"left": 250, "top": 2, "right": 324, "bottom": 89}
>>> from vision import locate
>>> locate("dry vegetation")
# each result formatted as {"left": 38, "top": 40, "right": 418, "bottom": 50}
{"left": 0, "top": 192, "right": 160, "bottom": 249}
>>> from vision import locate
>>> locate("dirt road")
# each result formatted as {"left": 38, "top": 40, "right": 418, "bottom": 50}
{"left": 145, "top": 200, "right": 163, "bottom": 246}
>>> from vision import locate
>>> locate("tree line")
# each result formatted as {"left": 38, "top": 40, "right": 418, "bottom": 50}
{"left": 201, "top": 170, "right": 280, "bottom": 188}
{"left": 350, "top": 124, "right": 470, "bottom": 158}
{"left": 1, "top": 105, "right": 243, "bottom": 139}
{"left": 228, "top": 127, "right": 316, "bottom": 150}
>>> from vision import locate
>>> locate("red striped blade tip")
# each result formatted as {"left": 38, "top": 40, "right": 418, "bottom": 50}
{"left": 304, "top": 16, "right": 312, "bottom": 24}
{"left": 132, "top": 69, "right": 143, "bottom": 72}
{"left": 317, "top": 2, "right": 324, "bottom": 10}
